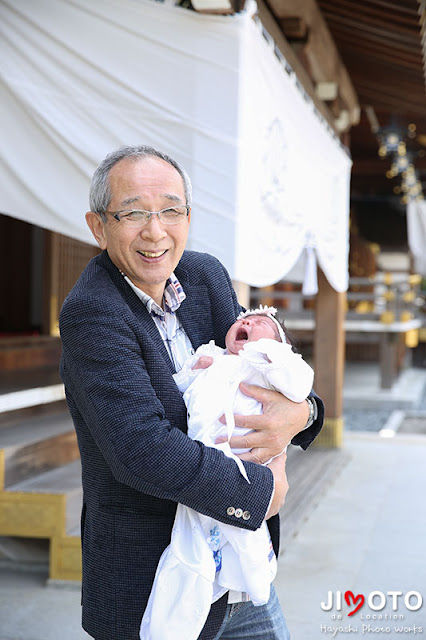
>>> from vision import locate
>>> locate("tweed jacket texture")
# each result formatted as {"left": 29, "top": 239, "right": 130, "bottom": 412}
{"left": 59, "top": 250, "right": 323, "bottom": 640}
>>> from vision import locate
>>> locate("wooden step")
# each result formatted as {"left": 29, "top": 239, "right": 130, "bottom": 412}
{"left": 0, "top": 385, "right": 65, "bottom": 414}
{"left": 50, "top": 532, "right": 82, "bottom": 581}
{"left": 0, "top": 372, "right": 83, "bottom": 583}
{"left": 0, "top": 535, "right": 49, "bottom": 571}
{"left": 0, "top": 411, "right": 78, "bottom": 488}
{"left": 0, "top": 399, "right": 68, "bottom": 429}
{"left": 0, "top": 459, "right": 82, "bottom": 538}
{"left": 0, "top": 458, "right": 83, "bottom": 581}
{"left": 0, "top": 367, "right": 62, "bottom": 395}
{"left": 0, "top": 367, "right": 65, "bottom": 415}
{"left": 0, "top": 336, "right": 61, "bottom": 371}
{"left": 6, "top": 457, "right": 82, "bottom": 496}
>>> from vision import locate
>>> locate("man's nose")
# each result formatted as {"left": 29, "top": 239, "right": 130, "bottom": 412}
{"left": 140, "top": 214, "right": 167, "bottom": 240}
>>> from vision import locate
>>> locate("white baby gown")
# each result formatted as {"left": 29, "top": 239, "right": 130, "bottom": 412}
{"left": 140, "top": 338, "right": 314, "bottom": 640}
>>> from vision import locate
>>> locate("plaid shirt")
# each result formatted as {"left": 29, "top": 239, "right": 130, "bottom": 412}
{"left": 123, "top": 273, "right": 194, "bottom": 371}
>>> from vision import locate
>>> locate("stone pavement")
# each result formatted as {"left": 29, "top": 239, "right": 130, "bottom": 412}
{"left": 274, "top": 430, "right": 426, "bottom": 640}
{"left": 0, "top": 570, "right": 89, "bottom": 640}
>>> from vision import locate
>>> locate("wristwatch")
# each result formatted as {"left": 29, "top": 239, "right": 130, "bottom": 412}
{"left": 304, "top": 397, "right": 317, "bottom": 429}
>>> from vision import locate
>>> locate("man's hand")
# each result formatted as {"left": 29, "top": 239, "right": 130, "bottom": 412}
{"left": 265, "top": 452, "right": 289, "bottom": 519}
{"left": 217, "top": 382, "right": 310, "bottom": 464}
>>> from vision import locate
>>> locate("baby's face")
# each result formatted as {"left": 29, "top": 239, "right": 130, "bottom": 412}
{"left": 225, "top": 314, "right": 280, "bottom": 355}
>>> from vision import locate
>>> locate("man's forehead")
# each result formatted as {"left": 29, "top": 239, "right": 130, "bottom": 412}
{"left": 109, "top": 155, "right": 185, "bottom": 201}
{"left": 120, "top": 193, "right": 181, "bottom": 207}
{"left": 111, "top": 155, "right": 179, "bottom": 180}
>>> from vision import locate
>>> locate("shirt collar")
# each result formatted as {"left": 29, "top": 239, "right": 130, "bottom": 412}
{"left": 123, "top": 272, "right": 186, "bottom": 317}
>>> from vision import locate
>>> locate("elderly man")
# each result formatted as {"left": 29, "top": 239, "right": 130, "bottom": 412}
{"left": 59, "top": 145, "right": 323, "bottom": 640}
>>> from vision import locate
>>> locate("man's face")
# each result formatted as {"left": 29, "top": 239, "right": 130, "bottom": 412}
{"left": 86, "top": 156, "right": 190, "bottom": 305}
{"left": 225, "top": 315, "right": 280, "bottom": 355}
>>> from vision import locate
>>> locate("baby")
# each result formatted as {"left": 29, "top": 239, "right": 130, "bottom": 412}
{"left": 140, "top": 306, "right": 314, "bottom": 640}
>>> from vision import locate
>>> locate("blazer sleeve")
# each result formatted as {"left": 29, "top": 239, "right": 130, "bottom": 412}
{"left": 60, "top": 292, "right": 273, "bottom": 532}
{"left": 291, "top": 391, "right": 324, "bottom": 450}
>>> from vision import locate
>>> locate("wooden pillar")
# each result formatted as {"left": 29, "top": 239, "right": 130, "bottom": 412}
{"left": 379, "top": 333, "right": 399, "bottom": 389}
{"left": 313, "top": 268, "right": 346, "bottom": 447}
{"left": 42, "top": 231, "right": 60, "bottom": 336}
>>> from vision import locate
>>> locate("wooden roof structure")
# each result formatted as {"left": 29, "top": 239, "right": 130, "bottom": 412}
{"left": 316, "top": 0, "right": 426, "bottom": 201}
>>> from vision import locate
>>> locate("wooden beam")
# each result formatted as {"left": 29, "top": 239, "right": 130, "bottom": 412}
{"left": 256, "top": 0, "right": 339, "bottom": 134}
{"left": 352, "top": 156, "right": 426, "bottom": 175}
{"left": 279, "top": 16, "right": 309, "bottom": 41}
{"left": 313, "top": 268, "right": 346, "bottom": 447}
{"left": 320, "top": 0, "right": 421, "bottom": 33}
{"left": 354, "top": 78, "right": 426, "bottom": 113}
{"left": 319, "top": 6, "right": 423, "bottom": 45}
{"left": 190, "top": 0, "right": 243, "bottom": 14}
{"left": 330, "top": 31, "right": 423, "bottom": 67}
{"left": 265, "top": 0, "right": 360, "bottom": 128}
{"left": 316, "top": 81, "right": 338, "bottom": 100}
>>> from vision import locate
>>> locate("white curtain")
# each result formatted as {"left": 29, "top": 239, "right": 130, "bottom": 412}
{"left": 407, "top": 200, "right": 426, "bottom": 276}
{"left": 0, "top": 0, "right": 351, "bottom": 291}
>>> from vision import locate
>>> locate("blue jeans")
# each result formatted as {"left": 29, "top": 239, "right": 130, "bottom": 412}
{"left": 212, "top": 586, "right": 291, "bottom": 639}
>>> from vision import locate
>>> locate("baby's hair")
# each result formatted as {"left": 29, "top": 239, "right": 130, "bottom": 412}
{"left": 255, "top": 313, "right": 298, "bottom": 352}
{"left": 272, "top": 324, "right": 282, "bottom": 342}
{"left": 275, "top": 316, "right": 297, "bottom": 350}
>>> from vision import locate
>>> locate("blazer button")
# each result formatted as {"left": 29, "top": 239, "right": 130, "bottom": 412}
{"left": 227, "top": 507, "right": 235, "bottom": 516}
{"left": 242, "top": 511, "right": 251, "bottom": 521}
{"left": 235, "top": 508, "right": 243, "bottom": 518}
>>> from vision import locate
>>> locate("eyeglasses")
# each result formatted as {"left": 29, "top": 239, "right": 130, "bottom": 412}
{"left": 103, "top": 205, "right": 190, "bottom": 227}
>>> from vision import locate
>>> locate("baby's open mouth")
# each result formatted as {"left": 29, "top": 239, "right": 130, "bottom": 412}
{"left": 236, "top": 328, "right": 248, "bottom": 341}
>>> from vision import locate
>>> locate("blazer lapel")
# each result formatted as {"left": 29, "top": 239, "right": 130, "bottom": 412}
{"left": 135, "top": 303, "right": 176, "bottom": 376}
{"left": 99, "top": 251, "right": 176, "bottom": 375}
{"left": 177, "top": 285, "right": 214, "bottom": 352}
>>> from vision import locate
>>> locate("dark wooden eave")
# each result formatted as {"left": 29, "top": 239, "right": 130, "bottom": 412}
{"left": 315, "top": 0, "right": 426, "bottom": 197}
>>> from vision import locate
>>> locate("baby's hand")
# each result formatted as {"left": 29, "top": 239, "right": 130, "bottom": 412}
{"left": 192, "top": 355, "right": 214, "bottom": 370}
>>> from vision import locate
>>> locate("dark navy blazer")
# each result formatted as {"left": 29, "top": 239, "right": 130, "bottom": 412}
{"left": 59, "top": 250, "right": 323, "bottom": 640}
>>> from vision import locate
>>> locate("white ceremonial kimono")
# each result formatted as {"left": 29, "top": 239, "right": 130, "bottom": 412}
{"left": 140, "top": 338, "right": 314, "bottom": 640}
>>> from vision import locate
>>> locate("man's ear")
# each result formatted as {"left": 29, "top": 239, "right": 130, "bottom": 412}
{"left": 86, "top": 211, "right": 107, "bottom": 250}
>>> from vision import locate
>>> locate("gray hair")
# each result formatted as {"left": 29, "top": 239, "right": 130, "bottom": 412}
{"left": 89, "top": 145, "right": 192, "bottom": 221}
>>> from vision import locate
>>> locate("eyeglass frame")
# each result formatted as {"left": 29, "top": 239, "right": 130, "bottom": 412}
{"left": 102, "top": 205, "right": 191, "bottom": 225}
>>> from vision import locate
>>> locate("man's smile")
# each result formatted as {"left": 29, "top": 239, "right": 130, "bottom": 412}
{"left": 137, "top": 249, "right": 168, "bottom": 258}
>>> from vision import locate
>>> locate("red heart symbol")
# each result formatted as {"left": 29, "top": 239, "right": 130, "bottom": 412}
{"left": 345, "top": 591, "right": 365, "bottom": 616}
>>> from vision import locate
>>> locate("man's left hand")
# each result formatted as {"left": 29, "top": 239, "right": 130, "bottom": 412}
{"left": 216, "top": 382, "right": 310, "bottom": 464}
